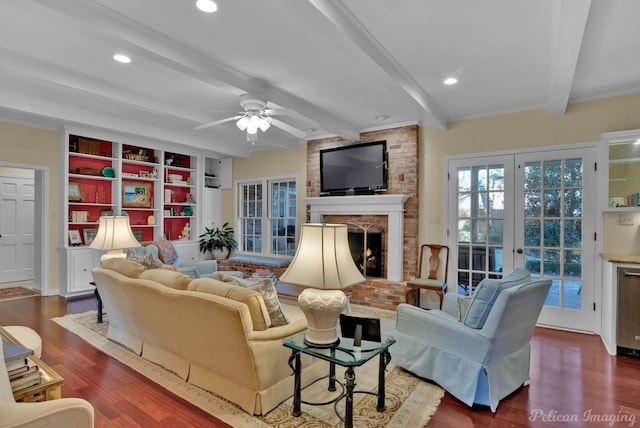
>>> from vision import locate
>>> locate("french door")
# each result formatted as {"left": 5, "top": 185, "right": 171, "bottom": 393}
{"left": 447, "top": 147, "right": 596, "bottom": 332}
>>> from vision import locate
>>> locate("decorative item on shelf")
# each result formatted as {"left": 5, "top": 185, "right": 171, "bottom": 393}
{"left": 139, "top": 171, "right": 150, "bottom": 178}
{"left": 165, "top": 155, "right": 174, "bottom": 166}
{"left": 68, "top": 230, "right": 82, "bottom": 246}
{"left": 122, "top": 182, "right": 152, "bottom": 208}
{"left": 164, "top": 189, "right": 172, "bottom": 203}
{"left": 133, "top": 230, "right": 143, "bottom": 241}
{"left": 75, "top": 167, "right": 101, "bottom": 176}
{"left": 70, "top": 211, "right": 89, "bottom": 223}
{"left": 68, "top": 182, "right": 83, "bottom": 202}
{"left": 180, "top": 222, "right": 191, "bottom": 240}
{"left": 83, "top": 228, "right": 98, "bottom": 246}
{"left": 147, "top": 215, "right": 155, "bottom": 225}
{"left": 101, "top": 167, "right": 115, "bottom": 178}
{"left": 149, "top": 167, "right": 158, "bottom": 179}
{"left": 182, "top": 206, "right": 193, "bottom": 216}
{"left": 100, "top": 210, "right": 114, "bottom": 217}
{"left": 122, "top": 172, "right": 138, "bottom": 178}
{"left": 279, "top": 223, "right": 366, "bottom": 347}
{"left": 185, "top": 193, "right": 193, "bottom": 202}
{"left": 89, "top": 216, "right": 141, "bottom": 262}
{"left": 77, "top": 138, "right": 100, "bottom": 155}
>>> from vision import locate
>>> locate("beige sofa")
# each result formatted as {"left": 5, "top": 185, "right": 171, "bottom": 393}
{"left": 91, "top": 260, "right": 327, "bottom": 415}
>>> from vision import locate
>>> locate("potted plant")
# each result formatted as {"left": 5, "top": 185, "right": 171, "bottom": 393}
{"left": 198, "top": 222, "right": 238, "bottom": 260}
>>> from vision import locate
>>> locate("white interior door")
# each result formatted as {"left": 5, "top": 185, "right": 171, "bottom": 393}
{"left": 448, "top": 146, "right": 597, "bottom": 332}
{"left": 0, "top": 175, "right": 35, "bottom": 283}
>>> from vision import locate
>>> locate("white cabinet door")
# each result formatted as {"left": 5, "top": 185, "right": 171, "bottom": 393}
{"left": 60, "top": 248, "right": 98, "bottom": 297}
{"left": 203, "top": 188, "right": 221, "bottom": 230}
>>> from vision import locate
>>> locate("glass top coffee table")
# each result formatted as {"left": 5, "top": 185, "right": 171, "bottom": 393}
{"left": 283, "top": 332, "right": 395, "bottom": 428}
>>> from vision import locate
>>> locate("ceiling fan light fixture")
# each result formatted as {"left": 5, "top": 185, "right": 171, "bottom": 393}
{"left": 249, "top": 114, "right": 261, "bottom": 129}
{"left": 236, "top": 116, "right": 249, "bottom": 131}
{"left": 247, "top": 125, "right": 258, "bottom": 135}
{"left": 196, "top": 0, "right": 218, "bottom": 13}
{"left": 247, "top": 132, "right": 258, "bottom": 144}
{"left": 259, "top": 117, "right": 271, "bottom": 132}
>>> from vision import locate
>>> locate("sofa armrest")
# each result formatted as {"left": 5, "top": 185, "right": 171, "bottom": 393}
{"left": 248, "top": 316, "right": 307, "bottom": 341}
{"left": 442, "top": 292, "right": 461, "bottom": 317}
{"left": 0, "top": 399, "right": 94, "bottom": 428}
{"left": 396, "top": 303, "right": 491, "bottom": 361}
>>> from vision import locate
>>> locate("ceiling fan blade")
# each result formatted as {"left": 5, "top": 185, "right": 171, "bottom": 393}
{"left": 194, "top": 115, "right": 242, "bottom": 131}
{"left": 270, "top": 118, "right": 308, "bottom": 139}
{"left": 264, "top": 108, "right": 299, "bottom": 117}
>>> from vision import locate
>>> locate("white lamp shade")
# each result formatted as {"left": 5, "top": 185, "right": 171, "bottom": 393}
{"left": 89, "top": 216, "right": 141, "bottom": 251}
{"left": 279, "top": 223, "right": 365, "bottom": 290}
{"left": 236, "top": 116, "right": 249, "bottom": 131}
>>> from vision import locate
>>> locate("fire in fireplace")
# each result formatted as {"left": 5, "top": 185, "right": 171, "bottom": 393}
{"left": 348, "top": 231, "right": 383, "bottom": 278}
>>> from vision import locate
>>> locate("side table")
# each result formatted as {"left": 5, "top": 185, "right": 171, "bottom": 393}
{"left": 1, "top": 326, "right": 64, "bottom": 402}
{"left": 283, "top": 332, "right": 395, "bottom": 428}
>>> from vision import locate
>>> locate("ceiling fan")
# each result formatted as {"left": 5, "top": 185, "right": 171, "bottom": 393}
{"left": 194, "top": 93, "right": 307, "bottom": 143}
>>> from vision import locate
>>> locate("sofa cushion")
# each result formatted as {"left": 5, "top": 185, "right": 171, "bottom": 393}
{"left": 148, "top": 241, "right": 178, "bottom": 264}
{"left": 127, "top": 251, "right": 165, "bottom": 269}
{"left": 188, "top": 278, "right": 271, "bottom": 331}
{"left": 102, "top": 258, "right": 145, "bottom": 278}
{"left": 244, "top": 279, "right": 289, "bottom": 327}
{"left": 463, "top": 268, "right": 531, "bottom": 329}
{"left": 139, "top": 269, "right": 193, "bottom": 290}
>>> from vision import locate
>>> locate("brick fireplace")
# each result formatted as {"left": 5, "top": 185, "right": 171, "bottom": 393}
{"left": 305, "top": 125, "right": 419, "bottom": 310}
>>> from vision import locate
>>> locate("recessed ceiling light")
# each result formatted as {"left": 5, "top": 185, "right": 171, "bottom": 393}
{"left": 375, "top": 114, "right": 389, "bottom": 121}
{"left": 113, "top": 54, "right": 131, "bottom": 64}
{"left": 196, "top": 0, "right": 218, "bottom": 13}
{"left": 443, "top": 77, "right": 458, "bottom": 85}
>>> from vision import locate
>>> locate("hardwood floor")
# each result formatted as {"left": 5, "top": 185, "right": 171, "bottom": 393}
{"left": 2, "top": 294, "right": 640, "bottom": 427}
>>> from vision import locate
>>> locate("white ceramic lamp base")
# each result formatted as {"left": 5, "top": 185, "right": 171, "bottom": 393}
{"left": 298, "top": 288, "right": 347, "bottom": 347}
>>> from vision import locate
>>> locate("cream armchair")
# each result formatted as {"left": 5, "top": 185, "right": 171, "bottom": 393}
{"left": 0, "top": 341, "right": 94, "bottom": 428}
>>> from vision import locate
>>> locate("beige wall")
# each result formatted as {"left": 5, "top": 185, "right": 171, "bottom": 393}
{"left": 0, "top": 121, "right": 59, "bottom": 292}
{"left": 421, "top": 92, "right": 640, "bottom": 245}
{"left": 220, "top": 144, "right": 308, "bottom": 225}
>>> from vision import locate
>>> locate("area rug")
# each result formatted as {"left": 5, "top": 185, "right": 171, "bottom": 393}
{"left": 0, "top": 286, "right": 40, "bottom": 301}
{"left": 52, "top": 306, "right": 443, "bottom": 427}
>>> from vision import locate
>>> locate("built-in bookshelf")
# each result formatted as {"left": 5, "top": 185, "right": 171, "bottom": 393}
{"left": 60, "top": 131, "right": 210, "bottom": 297}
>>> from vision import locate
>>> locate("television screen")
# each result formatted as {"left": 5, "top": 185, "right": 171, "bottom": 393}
{"left": 320, "top": 141, "right": 387, "bottom": 194}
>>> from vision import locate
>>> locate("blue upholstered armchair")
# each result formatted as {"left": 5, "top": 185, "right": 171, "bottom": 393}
{"left": 129, "top": 241, "right": 219, "bottom": 278}
{"left": 394, "top": 269, "right": 551, "bottom": 412}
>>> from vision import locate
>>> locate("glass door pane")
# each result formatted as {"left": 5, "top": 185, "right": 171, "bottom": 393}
{"left": 451, "top": 156, "right": 514, "bottom": 295}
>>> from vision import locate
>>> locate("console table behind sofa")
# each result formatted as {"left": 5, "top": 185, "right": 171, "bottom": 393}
{"left": 218, "top": 255, "right": 290, "bottom": 278}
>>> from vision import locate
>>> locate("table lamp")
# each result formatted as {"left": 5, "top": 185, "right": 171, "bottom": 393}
{"left": 279, "top": 223, "right": 365, "bottom": 347}
{"left": 89, "top": 216, "right": 141, "bottom": 262}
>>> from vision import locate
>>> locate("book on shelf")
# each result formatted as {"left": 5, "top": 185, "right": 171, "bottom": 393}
{"left": 10, "top": 370, "right": 42, "bottom": 392}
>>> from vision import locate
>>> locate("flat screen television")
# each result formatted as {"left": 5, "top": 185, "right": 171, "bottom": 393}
{"left": 320, "top": 141, "right": 387, "bottom": 195}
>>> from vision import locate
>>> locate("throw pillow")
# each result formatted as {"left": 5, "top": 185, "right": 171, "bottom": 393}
{"left": 102, "top": 258, "right": 145, "bottom": 278}
{"left": 457, "top": 296, "right": 472, "bottom": 321}
{"left": 463, "top": 268, "right": 531, "bottom": 329}
{"left": 244, "top": 279, "right": 289, "bottom": 327}
{"left": 139, "top": 269, "right": 193, "bottom": 290}
{"left": 188, "top": 278, "right": 271, "bottom": 331}
{"left": 208, "top": 272, "right": 247, "bottom": 286}
{"left": 149, "top": 241, "right": 178, "bottom": 265}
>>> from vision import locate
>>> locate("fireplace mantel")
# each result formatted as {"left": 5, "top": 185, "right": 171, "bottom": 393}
{"left": 305, "top": 195, "right": 409, "bottom": 281}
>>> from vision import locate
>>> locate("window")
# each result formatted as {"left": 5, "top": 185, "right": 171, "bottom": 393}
{"left": 237, "top": 177, "right": 297, "bottom": 256}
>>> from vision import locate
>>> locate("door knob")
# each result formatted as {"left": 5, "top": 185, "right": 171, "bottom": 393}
{"left": 516, "top": 248, "right": 523, "bottom": 254}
